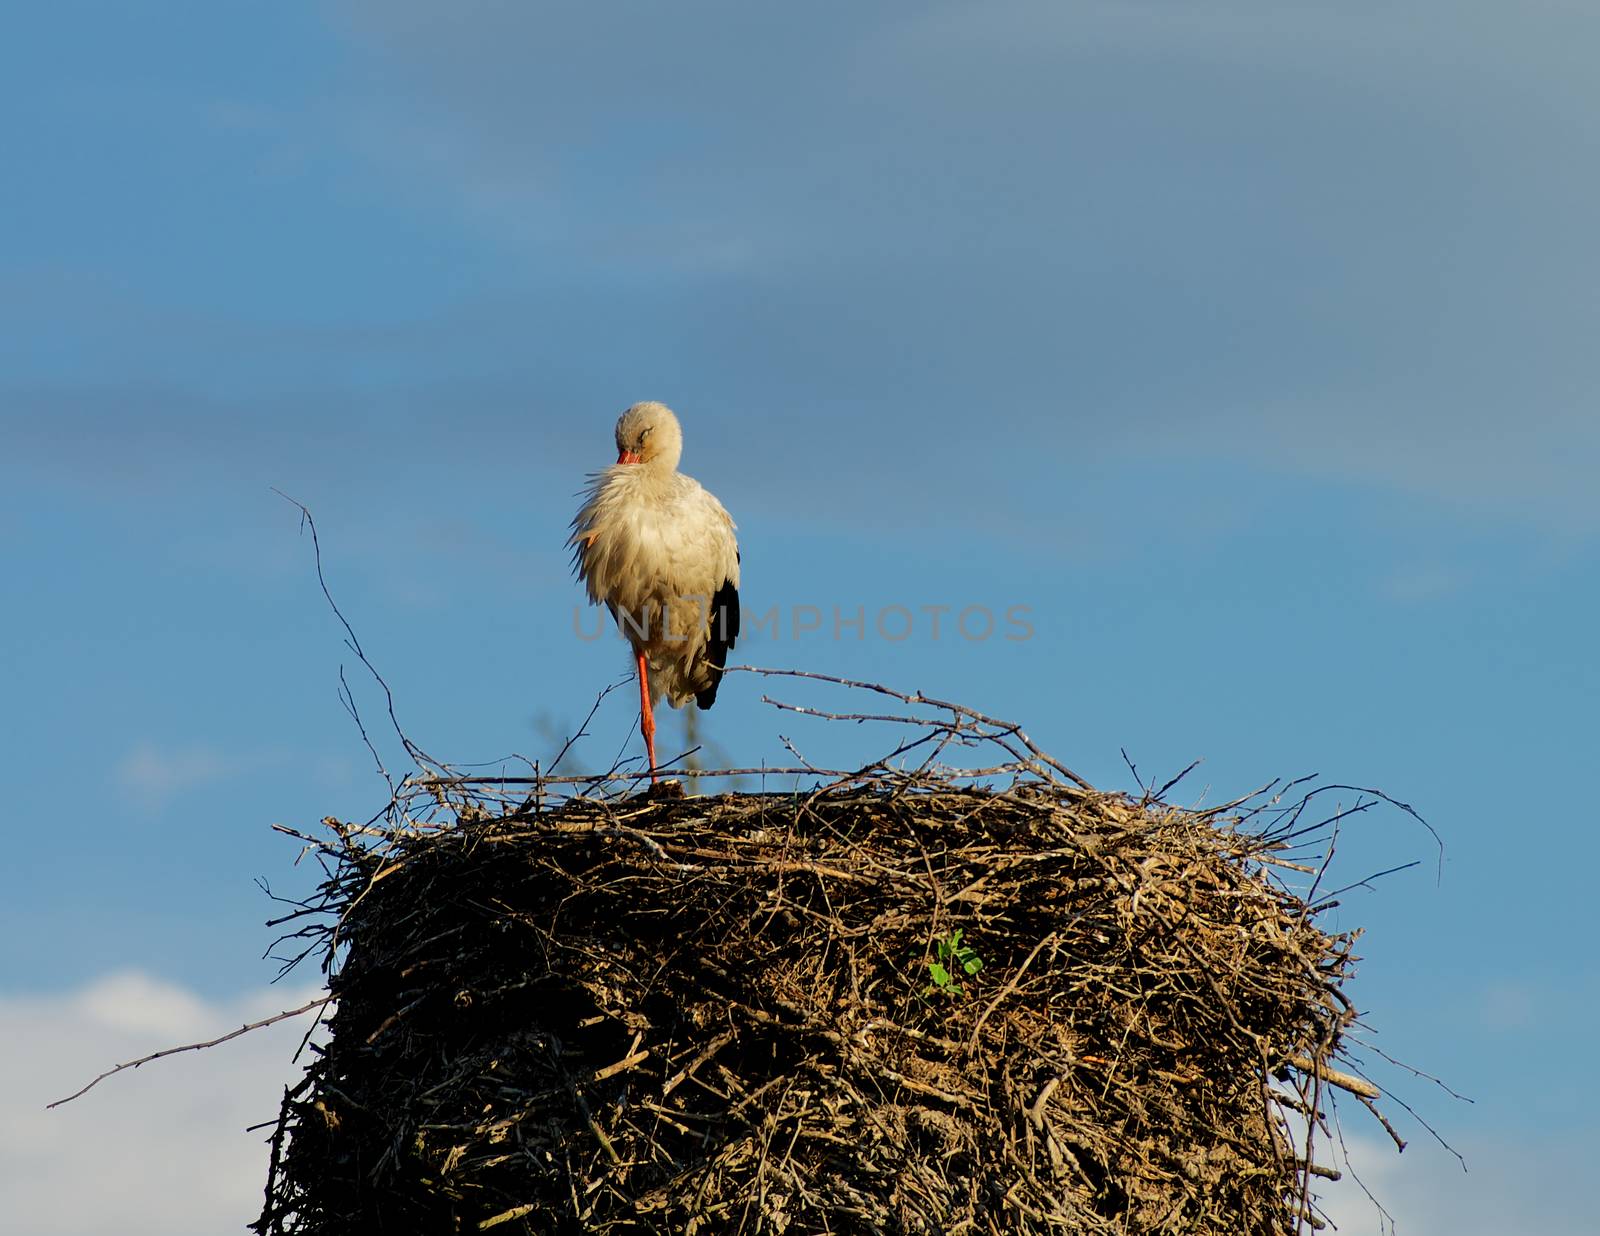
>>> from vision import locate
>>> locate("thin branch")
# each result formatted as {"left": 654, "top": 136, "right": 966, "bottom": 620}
{"left": 1348, "top": 1040, "right": 1476, "bottom": 1104}
{"left": 1154, "top": 758, "right": 1204, "bottom": 801}
{"left": 1120, "top": 747, "right": 1146, "bottom": 794}
{"left": 724, "top": 665, "right": 1094, "bottom": 790}
{"left": 48, "top": 995, "right": 331, "bottom": 1109}
{"left": 273, "top": 489, "right": 440, "bottom": 774}
{"left": 1312, "top": 861, "right": 1422, "bottom": 908}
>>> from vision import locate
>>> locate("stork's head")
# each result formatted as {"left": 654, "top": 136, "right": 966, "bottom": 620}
{"left": 614, "top": 401, "right": 683, "bottom": 471}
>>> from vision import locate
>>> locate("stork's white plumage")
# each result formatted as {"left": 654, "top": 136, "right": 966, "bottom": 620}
{"left": 569, "top": 402, "right": 741, "bottom": 783}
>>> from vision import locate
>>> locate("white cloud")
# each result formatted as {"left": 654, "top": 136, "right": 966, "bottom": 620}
{"left": 1320, "top": 1129, "right": 1594, "bottom": 1235}
{"left": 1, "top": 972, "right": 322, "bottom": 1236}
{"left": 72, "top": 972, "right": 218, "bottom": 1041}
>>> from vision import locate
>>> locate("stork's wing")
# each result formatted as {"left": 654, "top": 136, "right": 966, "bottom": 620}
{"left": 696, "top": 556, "right": 740, "bottom": 710}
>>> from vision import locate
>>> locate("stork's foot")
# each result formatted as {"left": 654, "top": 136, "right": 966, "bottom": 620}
{"left": 624, "top": 777, "right": 684, "bottom": 803}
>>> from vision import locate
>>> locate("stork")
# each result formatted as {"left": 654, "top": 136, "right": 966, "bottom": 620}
{"left": 569, "top": 402, "right": 741, "bottom": 785}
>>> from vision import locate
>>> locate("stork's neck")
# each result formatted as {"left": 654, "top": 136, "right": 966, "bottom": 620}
{"left": 641, "top": 448, "right": 681, "bottom": 477}
{"left": 614, "top": 456, "right": 681, "bottom": 497}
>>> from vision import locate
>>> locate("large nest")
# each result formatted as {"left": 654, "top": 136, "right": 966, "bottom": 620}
{"left": 256, "top": 673, "right": 1401, "bottom": 1235}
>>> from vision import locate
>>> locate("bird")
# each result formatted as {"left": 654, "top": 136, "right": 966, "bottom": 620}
{"left": 568, "top": 402, "right": 741, "bottom": 785}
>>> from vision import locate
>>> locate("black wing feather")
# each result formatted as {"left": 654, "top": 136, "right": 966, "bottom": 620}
{"left": 696, "top": 573, "right": 740, "bottom": 709}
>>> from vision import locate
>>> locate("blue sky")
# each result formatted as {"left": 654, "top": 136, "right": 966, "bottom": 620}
{"left": 4, "top": 3, "right": 1596, "bottom": 1232}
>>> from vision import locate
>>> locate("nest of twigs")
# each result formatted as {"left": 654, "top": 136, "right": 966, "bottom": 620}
{"left": 255, "top": 672, "right": 1401, "bottom": 1236}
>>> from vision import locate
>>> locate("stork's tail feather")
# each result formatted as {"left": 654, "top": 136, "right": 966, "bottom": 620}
{"left": 696, "top": 577, "right": 740, "bottom": 710}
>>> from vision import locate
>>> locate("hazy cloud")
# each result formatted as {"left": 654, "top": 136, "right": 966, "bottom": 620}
{"left": 9, "top": 2, "right": 1598, "bottom": 533}
{"left": 1382, "top": 565, "right": 1470, "bottom": 604}
{"left": 1477, "top": 980, "right": 1539, "bottom": 1033}
{"left": 115, "top": 742, "right": 279, "bottom": 808}
{"left": 306, "top": 0, "right": 1600, "bottom": 530}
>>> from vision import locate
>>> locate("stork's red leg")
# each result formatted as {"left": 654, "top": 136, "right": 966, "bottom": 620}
{"left": 636, "top": 651, "right": 658, "bottom": 783}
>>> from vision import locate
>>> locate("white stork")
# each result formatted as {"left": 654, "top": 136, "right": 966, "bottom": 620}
{"left": 569, "top": 402, "right": 741, "bottom": 784}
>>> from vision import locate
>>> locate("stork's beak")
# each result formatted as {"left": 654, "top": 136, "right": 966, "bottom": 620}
{"left": 617, "top": 448, "right": 641, "bottom": 465}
